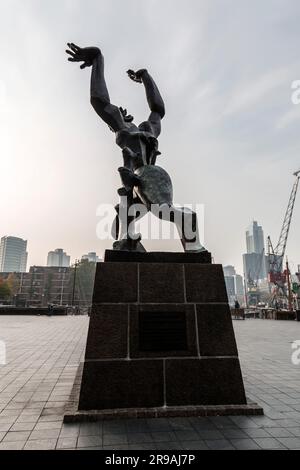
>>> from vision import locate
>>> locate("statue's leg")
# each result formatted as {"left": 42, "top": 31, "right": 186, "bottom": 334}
{"left": 112, "top": 186, "right": 147, "bottom": 252}
{"left": 174, "top": 205, "right": 206, "bottom": 252}
{"left": 152, "top": 203, "right": 206, "bottom": 253}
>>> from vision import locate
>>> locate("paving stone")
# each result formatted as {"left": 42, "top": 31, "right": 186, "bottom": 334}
{"left": 174, "top": 430, "right": 201, "bottom": 441}
{"left": 230, "top": 438, "right": 261, "bottom": 450}
{"left": 127, "top": 433, "right": 154, "bottom": 444}
{"left": 266, "top": 427, "right": 294, "bottom": 438}
{"left": 205, "top": 439, "right": 235, "bottom": 450}
{"left": 181, "top": 440, "right": 208, "bottom": 450}
{"left": 277, "top": 437, "right": 300, "bottom": 449}
{"left": 195, "top": 429, "right": 224, "bottom": 440}
{"left": 254, "top": 437, "right": 286, "bottom": 449}
{"left": 244, "top": 428, "right": 272, "bottom": 438}
{"left": 155, "top": 441, "right": 184, "bottom": 450}
{"left": 151, "top": 431, "right": 177, "bottom": 442}
{"left": 189, "top": 417, "right": 216, "bottom": 431}
{"left": 39, "top": 415, "right": 63, "bottom": 422}
{"left": 102, "top": 434, "right": 128, "bottom": 446}
{"left": 10, "top": 422, "right": 36, "bottom": 432}
{"left": 146, "top": 418, "right": 172, "bottom": 432}
{"left": 128, "top": 443, "right": 156, "bottom": 450}
{"left": 271, "top": 419, "right": 300, "bottom": 428}
{"left": 0, "top": 441, "right": 25, "bottom": 450}
{"left": 229, "top": 417, "right": 259, "bottom": 428}
{"left": 34, "top": 421, "right": 62, "bottom": 431}
{"left": 221, "top": 428, "right": 249, "bottom": 439}
{"left": 59, "top": 424, "right": 80, "bottom": 437}
{"left": 290, "top": 427, "right": 300, "bottom": 437}
{"left": 24, "top": 439, "right": 57, "bottom": 450}
{"left": 0, "top": 422, "right": 12, "bottom": 432}
{"left": 103, "top": 421, "right": 127, "bottom": 434}
{"left": 79, "top": 422, "right": 102, "bottom": 436}
{"left": 77, "top": 435, "right": 103, "bottom": 447}
{"left": 209, "top": 416, "right": 236, "bottom": 429}
{"left": 56, "top": 437, "right": 78, "bottom": 449}
{"left": 30, "top": 428, "right": 61, "bottom": 440}
{"left": 125, "top": 419, "right": 150, "bottom": 433}
{"left": 3, "top": 431, "right": 31, "bottom": 442}
{"left": 102, "top": 444, "right": 128, "bottom": 450}
{"left": 168, "top": 418, "right": 194, "bottom": 432}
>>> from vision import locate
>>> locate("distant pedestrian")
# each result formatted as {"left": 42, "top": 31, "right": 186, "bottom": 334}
{"left": 47, "top": 304, "right": 54, "bottom": 316}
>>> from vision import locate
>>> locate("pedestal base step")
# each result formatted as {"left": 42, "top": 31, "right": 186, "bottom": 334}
{"left": 63, "top": 364, "right": 263, "bottom": 423}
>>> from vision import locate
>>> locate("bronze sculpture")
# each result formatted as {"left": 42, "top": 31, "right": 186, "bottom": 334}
{"left": 66, "top": 43, "right": 206, "bottom": 253}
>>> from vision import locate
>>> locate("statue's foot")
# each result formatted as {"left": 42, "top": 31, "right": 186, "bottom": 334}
{"left": 184, "top": 245, "right": 208, "bottom": 254}
{"left": 113, "top": 238, "right": 146, "bottom": 253}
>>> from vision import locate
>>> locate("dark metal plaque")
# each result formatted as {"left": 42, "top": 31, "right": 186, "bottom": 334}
{"left": 139, "top": 311, "right": 188, "bottom": 352}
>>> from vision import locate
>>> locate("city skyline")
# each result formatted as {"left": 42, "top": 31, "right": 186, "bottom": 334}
{"left": 0, "top": 234, "right": 102, "bottom": 271}
{"left": 0, "top": 216, "right": 297, "bottom": 275}
{"left": 1, "top": 0, "right": 300, "bottom": 274}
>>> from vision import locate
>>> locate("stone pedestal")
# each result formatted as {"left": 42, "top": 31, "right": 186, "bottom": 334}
{"left": 64, "top": 251, "right": 263, "bottom": 422}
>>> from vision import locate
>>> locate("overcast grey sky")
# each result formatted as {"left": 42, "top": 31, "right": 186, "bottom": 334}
{"left": 0, "top": 0, "right": 300, "bottom": 274}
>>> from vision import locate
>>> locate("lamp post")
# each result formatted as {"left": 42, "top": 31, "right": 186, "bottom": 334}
{"left": 71, "top": 260, "right": 79, "bottom": 307}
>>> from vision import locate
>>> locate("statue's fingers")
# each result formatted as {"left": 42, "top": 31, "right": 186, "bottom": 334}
{"left": 67, "top": 43, "right": 77, "bottom": 52}
{"left": 70, "top": 43, "right": 80, "bottom": 52}
{"left": 80, "top": 61, "right": 91, "bottom": 69}
{"left": 66, "top": 50, "right": 76, "bottom": 57}
{"left": 68, "top": 57, "right": 78, "bottom": 62}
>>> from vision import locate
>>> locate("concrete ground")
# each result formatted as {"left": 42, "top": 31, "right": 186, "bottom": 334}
{"left": 0, "top": 315, "right": 300, "bottom": 450}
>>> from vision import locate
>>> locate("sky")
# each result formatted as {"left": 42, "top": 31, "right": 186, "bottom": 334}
{"left": 0, "top": 0, "right": 300, "bottom": 274}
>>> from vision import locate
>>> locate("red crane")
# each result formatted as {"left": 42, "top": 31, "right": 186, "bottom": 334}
{"left": 267, "top": 170, "right": 300, "bottom": 305}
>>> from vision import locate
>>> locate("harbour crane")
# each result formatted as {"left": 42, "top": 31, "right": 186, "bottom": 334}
{"left": 267, "top": 170, "right": 300, "bottom": 305}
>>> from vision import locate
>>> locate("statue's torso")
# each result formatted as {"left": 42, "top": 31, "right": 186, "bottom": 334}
{"left": 115, "top": 124, "right": 173, "bottom": 208}
{"left": 115, "top": 125, "right": 159, "bottom": 170}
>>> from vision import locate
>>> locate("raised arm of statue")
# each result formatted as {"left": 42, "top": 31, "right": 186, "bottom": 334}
{"left": 127, "top": 69, "right": 165, "bottom": 137}
{"left": 66, "top": 43, "right": 125, "bottom": 132}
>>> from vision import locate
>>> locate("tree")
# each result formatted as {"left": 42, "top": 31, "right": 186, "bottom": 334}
{"left": 70, "top": 260, "right": 96, "bottom": 306}
{"left": 0, "top": 278, "right": 11, "bottom": 301}
{"left": 6, "top": 273, "right": 20, "bottom": 297}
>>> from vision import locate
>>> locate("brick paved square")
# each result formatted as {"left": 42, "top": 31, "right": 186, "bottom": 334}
{"left": 0, "top": 316, "right": 300, "bottom": 450}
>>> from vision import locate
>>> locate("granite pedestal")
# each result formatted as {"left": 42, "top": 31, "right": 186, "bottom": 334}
{"left": 64, "top": 251, "right": 263, "bottom": 422}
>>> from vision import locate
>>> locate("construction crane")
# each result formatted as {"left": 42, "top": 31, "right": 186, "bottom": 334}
{"left": 267, "top": 170, "right": 300, "bottom": 305}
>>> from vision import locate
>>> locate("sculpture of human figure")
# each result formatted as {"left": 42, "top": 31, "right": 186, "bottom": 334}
{"left": 66, "top": 43, "right": 206, "bottom": 253}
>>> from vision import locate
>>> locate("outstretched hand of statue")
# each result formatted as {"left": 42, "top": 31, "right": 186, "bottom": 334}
{"left": 66, "top": 43, "right": 101, "bottom": 69}
{"left": 127, "top": 69, "right": 147, "bottom": 83}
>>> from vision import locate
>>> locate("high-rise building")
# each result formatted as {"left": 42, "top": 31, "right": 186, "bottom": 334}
{"left": 223, "top": 265, "right": 236, "bottom": 277}
{"left": 223, "top": 265, "right": 245, "bottom": 306}
{"left": 47, "top": 249, "right": 70, "bottom": 268}
{"left": 235, "top": 274, "right": 244, "bottom": 296}
{"left": 0, "top": 236, "right": 28, "bottom": 273}
{"left": 246, "top": 221, "right": 264, "bottom": 254}
{"left": 243, "top": 221, "right": 267, "bottom": 285}
{"left": 81, "top": 252, "right": 102, "bottom": 263}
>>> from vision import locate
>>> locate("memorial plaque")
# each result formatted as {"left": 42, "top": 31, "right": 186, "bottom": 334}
{"left": 139, "top": 311, "right": 188, "bottom": 352}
